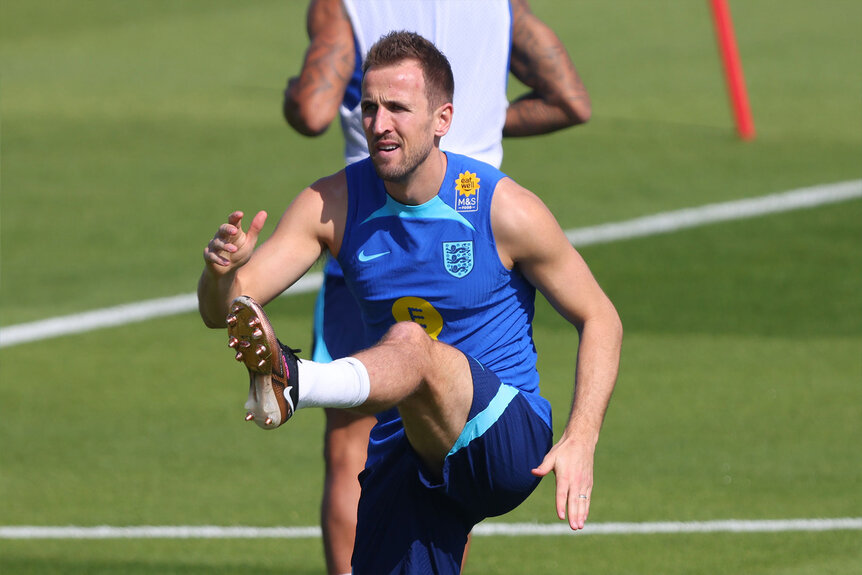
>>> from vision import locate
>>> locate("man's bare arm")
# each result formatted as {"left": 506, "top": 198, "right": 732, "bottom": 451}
{"left": 198, "top": 173, "right": 348, "bottom": 329}
{"left": 198, "top": 210, "right": 268, "bottom": 328}
{"left": 491, "top": 179, "right": 622, "bottom": 530}
{"left": 283, "top": 0, "right": 355, "bottom": 136}
{"left": 505, "top": 0, "right": 592, "bottom": 136}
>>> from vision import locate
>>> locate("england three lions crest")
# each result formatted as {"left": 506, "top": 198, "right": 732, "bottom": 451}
{"left": 443, "top": 241, "right": 473, "bottom": 278}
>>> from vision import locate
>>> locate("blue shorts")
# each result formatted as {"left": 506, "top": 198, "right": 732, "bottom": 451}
{"left": 352, "top": 356, "right": 553, "bottom": 575}
{"left": 311, "top": 266, "right": 366, "bottom": 362}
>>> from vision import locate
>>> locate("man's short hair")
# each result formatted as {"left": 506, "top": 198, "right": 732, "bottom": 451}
{"left": 363, "top": 30, "right": 455, "bottom": 110}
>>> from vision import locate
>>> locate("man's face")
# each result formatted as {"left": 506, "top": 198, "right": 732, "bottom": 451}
{"left": 361, "top": 60, "right": 437, "bottom": 183}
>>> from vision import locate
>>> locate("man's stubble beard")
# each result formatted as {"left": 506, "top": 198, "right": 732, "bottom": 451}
{"left": 371, "top": 135, "right": 435, "bottom": 184}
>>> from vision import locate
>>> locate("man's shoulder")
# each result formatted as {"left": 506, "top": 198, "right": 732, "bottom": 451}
{"left": 307, "top": 168, "right": 349, "bottom": 205}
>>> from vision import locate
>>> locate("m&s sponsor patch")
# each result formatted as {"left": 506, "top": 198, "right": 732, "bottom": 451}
{"left": 455, "top": 171, "right": 479, "bottom": 213}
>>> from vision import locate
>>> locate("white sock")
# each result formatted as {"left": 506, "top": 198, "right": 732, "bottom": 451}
{"left": 294, "top": 356, "right": 370, "bottom": 409}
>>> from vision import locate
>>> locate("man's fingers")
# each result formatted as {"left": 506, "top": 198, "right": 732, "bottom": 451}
{"left": 538, "top": 439, "right": 597, "bottom": 530}
{"left": 205, "top": 234, "right": 238, "bottom": 264}
{"left": 227, "top": 211, "right": 244, "bottom": 227}
{"left": 531, "top": 461, "right": 552, "bottom": 478}
{"left": 246, "top": 211, "right": 268, "bottom": 243}
{"left": 211, "top": 236, "right": 237, "bottom": 255}
{"left": 569, "top": 490, "right": 590, "bottom": 530}
{"left": 220, "top": 210, "right": 266, "bottom": 244}
{"left": 212, "top": 225, "right": 237, "bottom": 245}
{"left": 203, "top": 245, "right": 230, "bottom": 267}
{"left": 579, "top": 495, "right": 591, "bottom": 529}
{"left": 556, "top": 479, "right": 569, "bottom": 522}
{"left": 204, "top": 214, "right": 247, "bottom": 268}
{"left": 204, "top": 209, "right": 267, "bottom": 271}
{"left": 531, "top": 446, "right": 558, "bottom": 478}
{"left": 549, "top": 459, "right": 593, "bottom": 530}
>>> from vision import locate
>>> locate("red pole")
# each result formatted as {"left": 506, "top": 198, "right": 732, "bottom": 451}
{"left": 710, "top": 0, "right": 755, "bottom": 140}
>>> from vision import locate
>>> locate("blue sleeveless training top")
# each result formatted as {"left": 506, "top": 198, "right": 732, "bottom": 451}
{"left": 338, "top": 153, "right": 540, "bottom": 392}
{"left": 338, "top": 153, "right": 553, "bottom": 463}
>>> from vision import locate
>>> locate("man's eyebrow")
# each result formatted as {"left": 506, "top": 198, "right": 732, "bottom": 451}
{"left": 361, "top": 95, "right": 408, "bottom": 109}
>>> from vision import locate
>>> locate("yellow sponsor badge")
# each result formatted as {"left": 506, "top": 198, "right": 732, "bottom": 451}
{"left": 455, "top": 171, "right": 480, "bottom": 213}
{"left": 391, "top": 297, "right": 443, "bottom": 340}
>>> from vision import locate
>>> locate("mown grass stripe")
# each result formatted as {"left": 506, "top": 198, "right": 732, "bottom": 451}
{"left": 1, "top": 179, "right": 860, "bottom": 349}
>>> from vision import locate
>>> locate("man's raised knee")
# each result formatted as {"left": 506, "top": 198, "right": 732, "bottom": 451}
{"left": 382, "top": 321, "right": 433, "bottom": 347}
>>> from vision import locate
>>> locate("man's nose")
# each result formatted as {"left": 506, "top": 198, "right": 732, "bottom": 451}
{"left": 371, "top": 108, "right": 392, "bottom": 135}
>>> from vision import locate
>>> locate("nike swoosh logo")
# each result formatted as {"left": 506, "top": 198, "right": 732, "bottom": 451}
{"left": 284, "top": 385, "right": 295, "bottom": 414}
{"left": 358, "top": 249, "right": 391, "bottom": 262}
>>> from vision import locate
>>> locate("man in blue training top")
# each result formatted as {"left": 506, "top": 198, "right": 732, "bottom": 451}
{"left": 198, "top": 31, "right": 622, "bottom": 575}
{"left": 283, "top": 5, "right": 592, "bottom": 569}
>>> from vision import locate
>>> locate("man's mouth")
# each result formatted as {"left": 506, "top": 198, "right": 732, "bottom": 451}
{"left": 375, "top": 139, "right": 400, "bottom": 153}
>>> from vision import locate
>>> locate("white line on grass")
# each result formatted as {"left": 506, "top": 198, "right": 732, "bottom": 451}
{"left": 1, "top": 179, "right": 860, "bottom": 349}
{"left": 565, "top": 179, "right": 862, "bottom": 246}
{"left": 0, "top": 273, "right": 323, "bottom": 348}
{"left": 2, "top": 518, "right": 861, "bottom": 540}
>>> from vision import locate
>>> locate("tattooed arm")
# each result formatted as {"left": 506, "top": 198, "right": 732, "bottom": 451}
{"left": 504, "top": 0, "right": 592, "bottom": 137}
{"left": 283, "top": 0, "right": 355, "bottom": 136}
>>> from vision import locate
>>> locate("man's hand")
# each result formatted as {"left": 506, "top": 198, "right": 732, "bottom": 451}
{"left": 203, "top": 210, "right": 267, "bottom": 275}
{"left": 531, "top": 437, "right": 595, "bottom": 530}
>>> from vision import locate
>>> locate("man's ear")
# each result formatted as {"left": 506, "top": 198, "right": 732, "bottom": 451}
{"left": 434, "top": 102, "right": 454, "bottom": 137}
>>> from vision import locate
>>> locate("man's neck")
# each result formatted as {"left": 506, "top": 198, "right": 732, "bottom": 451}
{"left": 383, "top": 149, "right": 448, "bottom": 206}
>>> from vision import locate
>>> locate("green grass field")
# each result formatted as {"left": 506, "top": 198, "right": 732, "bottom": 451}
{"left": 1, "top": 1, "right": 861, "bottom": 573}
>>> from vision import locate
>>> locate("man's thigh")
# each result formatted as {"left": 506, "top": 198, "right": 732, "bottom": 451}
{"left": 352, "top": 358, "right": 552, "bottom": 574}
